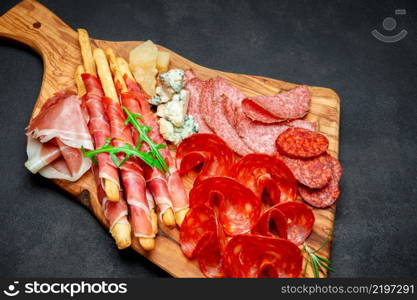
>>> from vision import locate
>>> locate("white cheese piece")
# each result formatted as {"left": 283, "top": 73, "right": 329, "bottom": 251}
{"left": 156, "top": 91, "right": 189, "bottom": 127}
{"left": 158, "top": 115, "right": 199, "bottom": 145}
{"left": 160, "top": 69, "right": 185, "bottom": 93}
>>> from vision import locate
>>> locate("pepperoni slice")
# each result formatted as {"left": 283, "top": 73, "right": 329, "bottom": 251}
{"left": 252, "top": 206, "right": 288, "bottom": 239}
{"left": 242, "top": 98, "right": 285, "bottom": 123}
{"left": 189, "top": 177, "right": 261, "bottom": 236}
{"left": 280, "top": 154, "right": 332, "bottom": 189}
{"left": 179, "top": 206, "right": 216, "bottom": 258}
{"left": 223, "top": 235, "right": 303, "bottom": 278}
{"left": 176, "top": 133, "right": 236, "bottom": 184}
{"left": 276, "top": 127, "right": 329, "bottom": 158}
{"left": 274, "top": 201, "right": 315, "bottom": 245}
{"left": 230, "top": 154, "right": 297, "bottom": 204}
{"left": 299, "top": 154, "right": 342, "bottom": 208}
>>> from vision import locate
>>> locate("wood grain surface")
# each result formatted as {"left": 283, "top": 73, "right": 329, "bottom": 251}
{"left": 0, "top": 0, "right": 340, "bottom": 278}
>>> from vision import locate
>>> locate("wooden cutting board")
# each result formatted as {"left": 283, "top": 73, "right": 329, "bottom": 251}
{"left": 0, "top": 0, "right": 340, "bottom": 278}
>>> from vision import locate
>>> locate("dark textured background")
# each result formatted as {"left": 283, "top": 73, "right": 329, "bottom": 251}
{"left": 0, "top": 0, "right": 416, "bottom": 278}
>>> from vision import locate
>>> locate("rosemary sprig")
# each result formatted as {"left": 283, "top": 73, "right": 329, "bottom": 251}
{"left": 81, "top": 138, "right": 162, "bottom": 170}
{"left": 122, "top": 106, "right": 168, "bottom": 173}
{"left": 301, "top": 231, "right": 334, "bottom": 278}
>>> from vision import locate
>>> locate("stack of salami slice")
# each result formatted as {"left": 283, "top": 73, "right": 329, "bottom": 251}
{"left": 176, "top": 134, "right": 316, "bottom": 278}
{"left": 276, "top": 128, "right": 342, "bottom": 208}
{"left": 185, "top": 72, "right": 316, "bottom": 156}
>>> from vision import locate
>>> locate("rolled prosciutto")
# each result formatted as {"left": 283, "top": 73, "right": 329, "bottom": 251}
{"left": 25, "top": 90, "right": 93, "bottom": 181}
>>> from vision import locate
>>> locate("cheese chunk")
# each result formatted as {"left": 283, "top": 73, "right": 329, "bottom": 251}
{"left": 160, "top": 69, "right": 184, "bottom": 93}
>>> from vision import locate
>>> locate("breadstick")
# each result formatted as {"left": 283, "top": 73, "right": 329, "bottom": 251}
{"left": 77, "top": 29, "right": 97, "bottom": 76}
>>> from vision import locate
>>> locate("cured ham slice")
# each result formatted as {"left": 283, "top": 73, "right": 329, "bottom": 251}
{"left": 25, "top": 90, "right": 93, "bottom": 181}
{"left": 123, "top": 77, "right": 188, "bottom": 215}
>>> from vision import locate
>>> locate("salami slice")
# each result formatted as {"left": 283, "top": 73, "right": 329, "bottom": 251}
{"left": 249, "top": 86, "right": 311, "bottom": 119}
{"left": 189, "top": 177, "right": 261, "bottom": 236}
{"left": 299, "top": 154, "right": 342, "bottom": 208}
{"left": 196, "top": 233, "right": 226, "bottom": 278}
{"left": 280, "top": 154, "right": 332, "bottom": 189}
{"left": 179, "top": 205, "right": 216, "bottom": 258}
{"left": 288, "top": 119, "right": 318, "bottom": 132}
{"left": 223, "top": 235, "right": 303, "bottom": 278}
{"left": 274, "top": 201, "right": 315, "bottom": 245}
{"left": 276, "top": 127, "right": 329, "bottom": 158}
{"left": 252, "top": 206, "right": 288, "bottom": 239}
{"left": 230, "top": 154, "right": 297, "bottom": 204}
{"left": 224, "top": 97, "right": 316, "bottom": 155}
{"left": 176, "top": 133, "right": 235, "bottom": 184}
{"left": 183, "top": 69, "right": 196, "bottom": 85}
{"left": 242, "top": 98, "right": 285, "bottom": 123}
{"left": 206, "top": 78, "right": 253, "bottom": 156}
{"left": 185, "top": 77, "right": 213, "bottom": 134}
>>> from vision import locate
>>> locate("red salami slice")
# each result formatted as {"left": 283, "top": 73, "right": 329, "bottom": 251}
{"left": 252, "top": 206, "right": 288, "bottom": 239}
{"left": 280, "top": 154, "right": 332, "bottom": 189}
{"left": 276, "top": 127, "right": 329, "bottom": 158}
{"left": 249, "top": 86, "right": 311, "bottom": 119}
{"left": 189, "top": 177, "right": 261, "bottom": 236}
{"left": 275, "top": 201, "right": 315, "bottom": 245}
{"left": 176, "top": 133, "right": 235, "bottom": 184}
{"left": 197, "top": 233, "right": 226, "bottom": 278}
{"left": 242, "top": 98, "right": 285, "bottom": 123}
{"left": 230, "top": 154, "right": 297, "bottom": 204}
{"left": 288, "top": 119, "right": 318, "bottom": 132}
{"left": 204, "top": 78, "right": 252, "bottom": 156}
{"left": 299, "top": 154, "right": 342, "bottom": 208}
{"left": 185, "top": 77, "right": 213, "bottom": 134}
{"left": 223, "top": 235, "right": 303, "bottom": 278}
{"left": 183, "top": 69, "right": 196, "bottom": 85}
{"left": 179, "top": 205, "right": 216, "bottom": 258}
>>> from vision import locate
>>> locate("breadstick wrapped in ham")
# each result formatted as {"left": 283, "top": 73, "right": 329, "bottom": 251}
{"left": 77, "top": 66, "right": 131, "bottom": 249}
{"left": 118, "top": 58, "right": 189, "bottom": 226}
{"left": 93, "top": 48, "right": 156, "bottom": 250}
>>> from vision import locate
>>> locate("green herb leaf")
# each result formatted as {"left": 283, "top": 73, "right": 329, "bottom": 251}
{"left": 302, "top": 231, "right": 334, "bottom": 278}
{"left": 122, "top": 106, "right": 168, "bottom": 173}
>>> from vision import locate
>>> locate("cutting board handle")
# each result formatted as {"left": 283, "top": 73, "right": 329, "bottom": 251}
{"left": 0, "top": 0, "right": 79, "bottom": 60}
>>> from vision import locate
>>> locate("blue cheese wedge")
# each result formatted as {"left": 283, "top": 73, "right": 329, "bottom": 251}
{"left": 156, "top": 90, "right": 189, "bottom": 127}
{"left": 160, "top": 69, "right": 184, "bottom": 93}
{"left": 159, "top": 115, "right": 198, "bottom": 145}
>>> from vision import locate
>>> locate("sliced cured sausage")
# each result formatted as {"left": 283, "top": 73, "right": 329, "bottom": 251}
{"left": 280, "top": 154, "right": 332, "bottom": 189}
{"left": 242, "top": 98, "right": 285, "bottom": 123}
{"left": 179, "top": 205, "right": 217, "bottom": 258}
{"left": 274, "top": 201, "right": 315, "bottom": 245}
{"left": 252, "top": 206, "right": 288, "bottom": 239}
{"left": 276, "top": 127, "right": 329, "bottom": 158}
{"left": 299, "top": 154, "right": 342, "bottom": 208}
{"left": 249, "top": 86, "right": 311, "bottom": 119}
{"left": 230, "top": 154, "right": 297, "bottom": 203}
{"left": 176, "top": 133, "right": 236, "bottom": 184}
{"left": 184, "top": 77, "right": 213, "bottom": 134}
{"left": 189, "top": 177, "right": 261, "bottom": 236}
{"left": 201, "top": 77, "right": 252, "bottom": 156}
{"left": 223, "top": 235, "right": 303, "bottom": 278}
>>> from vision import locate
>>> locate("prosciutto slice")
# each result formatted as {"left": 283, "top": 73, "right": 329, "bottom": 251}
{"left": 25, "top": 90, "right": 93, "bottom": 181}
{"left": 123, "top": 77, "right": 188, "bottom": 213}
